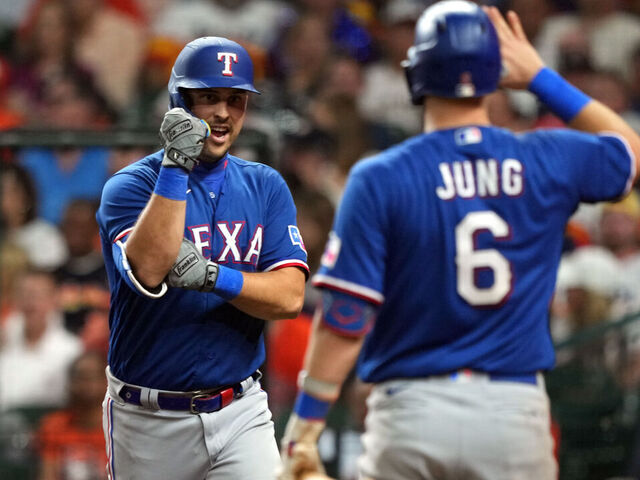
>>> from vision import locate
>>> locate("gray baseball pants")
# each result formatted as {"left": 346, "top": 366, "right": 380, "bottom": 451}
{"left": 102, "top": 368, "right": 280, "bottom": 480}
{"left": 358, "top": 372, "right": 557, "bottom": 480}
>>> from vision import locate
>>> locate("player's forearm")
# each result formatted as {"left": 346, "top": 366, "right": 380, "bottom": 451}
{"left": 229, "top": 267, "right": 306, "bottom": 320}
{"left": 126, "top": 194, "right": 186, "bottom": 287}
{"left": 303, "top": 311, "right": 365, "bottom": 390}
{"left": 569, "top": 101, "right": 640, "bottom": 181}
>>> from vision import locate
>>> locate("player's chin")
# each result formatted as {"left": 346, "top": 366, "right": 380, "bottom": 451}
{"left": 200, "top": 143, "right": 229, "bottom": 163}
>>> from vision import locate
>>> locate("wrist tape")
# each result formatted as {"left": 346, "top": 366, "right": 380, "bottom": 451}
{"left": 528, "top": 67, "right": 591, "bottom": 123}
{"left": 293, "top": 391, "right": 332, "bottom": 420}
{"left": 297, "top": 370, "right": 341, "bottom": 400}
{"left": 154, "top": 166, "right": 189, "bottom": 201}
{"left": 214, "top": 264, "right": 244, "bottom": 300}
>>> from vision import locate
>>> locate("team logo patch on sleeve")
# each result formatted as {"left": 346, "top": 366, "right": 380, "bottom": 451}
{"left": 320, "top": 231, "right": 341, "bottom": 268}
{"left": 288, "top": 225, "right": 306, "bottom": 252}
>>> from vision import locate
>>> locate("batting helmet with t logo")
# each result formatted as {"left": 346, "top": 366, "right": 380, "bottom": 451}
{"left": 402, "top": 0, "right": 501, "bottom": 104}
{"left": 168, "top": 37, "right": 260, "bottom": 110}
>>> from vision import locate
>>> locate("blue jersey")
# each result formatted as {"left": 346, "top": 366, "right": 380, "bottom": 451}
{"left": 313, "top": 126, "right": 635, "bottom": 383}
{"left": 97, "top": 152, "right": 308, "bottom": 391}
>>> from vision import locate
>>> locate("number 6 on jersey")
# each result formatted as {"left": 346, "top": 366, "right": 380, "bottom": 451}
{"left": 455, "top": 210, "right": 512, "bottom": 306}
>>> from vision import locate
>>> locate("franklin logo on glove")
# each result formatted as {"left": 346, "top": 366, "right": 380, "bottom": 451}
{"left": 166, "top": 119, "right": 194, "bottom": 142}
{"left": 173, "top": 252, "right": 199, "bottom": 276}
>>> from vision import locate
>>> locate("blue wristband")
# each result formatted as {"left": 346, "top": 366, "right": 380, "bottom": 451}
{"left": 214, "top": 264, "right": 244, "bottom": 300}
{"left": 154, "top": 166, "right": 189, "bottom": 201}
{"left": 528, "top": 67, "right": 591, "bottom": 123}
{"left": 293, "top": 391, "right": 332, "bottom": 420}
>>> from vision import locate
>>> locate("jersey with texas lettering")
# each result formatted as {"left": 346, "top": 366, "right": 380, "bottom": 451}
{"left": 97, "top": 152, "right": 308, "bottom": 391}
{"left": 313, "top": 126, "right": 635, "bottom": 383}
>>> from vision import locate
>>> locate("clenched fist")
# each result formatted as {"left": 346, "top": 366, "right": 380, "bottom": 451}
{"left": 159, "top": 108, "right": 211, "bottom": 172}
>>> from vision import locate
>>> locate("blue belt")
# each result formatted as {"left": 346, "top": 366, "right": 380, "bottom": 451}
{"left": 449, "top": 369, "right": 539, "bottom": 385}
{"left": 118, "top": 372, "right": 260, "bottom": 414}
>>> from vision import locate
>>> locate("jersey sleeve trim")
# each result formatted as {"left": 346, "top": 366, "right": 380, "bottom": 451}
{"left": 600, "top": 131, "right": 637, "bottom": 196}
{"left": 312, "top": 273, "right": 384, "bottom": 305}
{"left": 114, "top": 226, "right": 134, "bottom": 243}
{"left": 263, "top": 259, "right": 310, "bottom": 277}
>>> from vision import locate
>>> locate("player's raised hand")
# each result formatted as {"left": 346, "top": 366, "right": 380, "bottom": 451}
{"left": 484, "top": 6, "right": 545, "bottom": 90}
{"left": 278, "top": 414, "right": 326, "bottom": 480}
{"left": 159, "top": 107, "right": 211, "bottom": 172}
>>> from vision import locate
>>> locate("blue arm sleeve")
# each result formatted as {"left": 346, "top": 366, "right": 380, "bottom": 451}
{"left": 321, "top": 289, "right": 378, "bottom": 337}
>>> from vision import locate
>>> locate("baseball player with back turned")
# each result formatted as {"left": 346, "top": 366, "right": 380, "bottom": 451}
{"left": 96, "top": 37, "right": 308, "bottom": 479}
{"left": 279, "top": 2, "right": 640, "bottom": 479}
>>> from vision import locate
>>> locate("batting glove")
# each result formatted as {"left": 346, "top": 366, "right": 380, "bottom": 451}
{"left": 278, "top": 413, "right": 326, "bottom": 480}
{"left": 166, "top": 238, "right": 219, "bottom": 292}
{"left": 159, "top": 108, "right": 211, "bottom": 172}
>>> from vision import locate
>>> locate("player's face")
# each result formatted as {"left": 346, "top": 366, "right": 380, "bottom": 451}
{"left": 186, "top": 88, "right": 249, "bottom": 162}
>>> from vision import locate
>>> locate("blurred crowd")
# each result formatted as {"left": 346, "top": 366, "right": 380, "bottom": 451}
{"left": 1, "top": 0, "right": 640, "bottom": 478}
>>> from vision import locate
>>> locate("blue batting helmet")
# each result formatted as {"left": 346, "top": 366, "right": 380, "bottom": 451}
{"left": 168, "top": 37, "right": 260, "bottom": 110}
{"left": 403, "top": 0, "right": 501, "bottom": 104}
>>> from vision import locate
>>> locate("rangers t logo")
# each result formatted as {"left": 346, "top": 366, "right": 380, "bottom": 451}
{"left": 218, "top": 52, "right": 238, "bottom": 76}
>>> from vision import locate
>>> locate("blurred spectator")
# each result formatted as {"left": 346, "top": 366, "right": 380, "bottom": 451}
{"left": 0, "top": 163, "right": 68, "bottom": 270}
{"left": 281, "top": 130, "right": 343, "bottom": 205}
{"left": 310, "top": 92, "right": 374, "bottom": 182}
{"left": 629, "top": 43, "right": 640, "bottom": 114}
{"left": 318, "top": 53, "right": 364, "bottom": 101}
{"left": 8, "top": 0, "right": 93, "bottom": 126}
{"left": 119, "top": 36, "right": 182, "bottom": 128}
{"left": 0, "top": 57, "right": 25, "bottom": 130}
{"left": 296, "top": 0, "right": 375, "bottom": 63}
{"left": 599, "top": 189, "right": 640, "bottom": 315}
{"left": 0, "top": 241, "right": 29, "bottom": 322}
{"left": 0, "top": 269, "right": 82, "bottom": 411}
{"left": 154, "top": 0, "right": 294, "bottom": 52}
{"left": 506, "top": 0, "right": 554, "bottom": 42}
{"left": 18, "top": 145, "right": 109, "bottom": 225}
{"left": 108, "top": 145, "right": 155, "bottom": 175}
{"left": 69, "top": 0, "right": 147, "bottom": 111}
{"left": 0, "top": 0, "right": 37, "bottom": 33}
{"left": 276, "top": 14, "right": 334, "bottom": 117}
{"left": 130, "top": 0, "right": 173, "bottom": 25}
{"left": 555, "top": 246, "right": 622, "bottom": 332}
{"left": 536, "top": 0, "right": 640, "bottom": 83}
{"left": 55, "top": 199, "right": 109, "bottom": 335}
{"left": 358, "top": 0, "right": 423, "bottom": 140}
{"left": 486, "top": 90, "right": 535, "bottom": 132}
{"left": 293, "top": 188, "right": 336, "bottom": 276}
{"left": 37, "top": 71, "right": 115, "bottom": 130}
{"left": 35, "top": 350, "right": 107, "bottom": 480}
{"left": 583, "top": 70, "right": 640, "bottom": 133}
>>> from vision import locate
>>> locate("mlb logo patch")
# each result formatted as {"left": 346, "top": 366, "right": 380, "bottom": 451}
{"left": 455, "top": 127, "right": 483, "bottom": 146}
{"left": 320, "top": 231, "right": 341, "bottom": 268}
{"left": 288, "top": 225, "right": 306, "bottom": 252}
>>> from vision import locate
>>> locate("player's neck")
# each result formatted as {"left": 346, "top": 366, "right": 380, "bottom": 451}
{"left": 423, "top": 96, "right": 491, "bottom": 133}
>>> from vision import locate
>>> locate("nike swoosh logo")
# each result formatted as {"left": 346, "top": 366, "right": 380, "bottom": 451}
{"left": 186, "top": 189, "right": 192, "bottom": 194}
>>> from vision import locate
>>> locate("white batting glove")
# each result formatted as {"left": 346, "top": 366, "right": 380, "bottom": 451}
{"left": 159, "top": 108, "right": 210, "bottom": 172}
{"left": 278, "top": 413, "right": 326, "bottom": 480}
